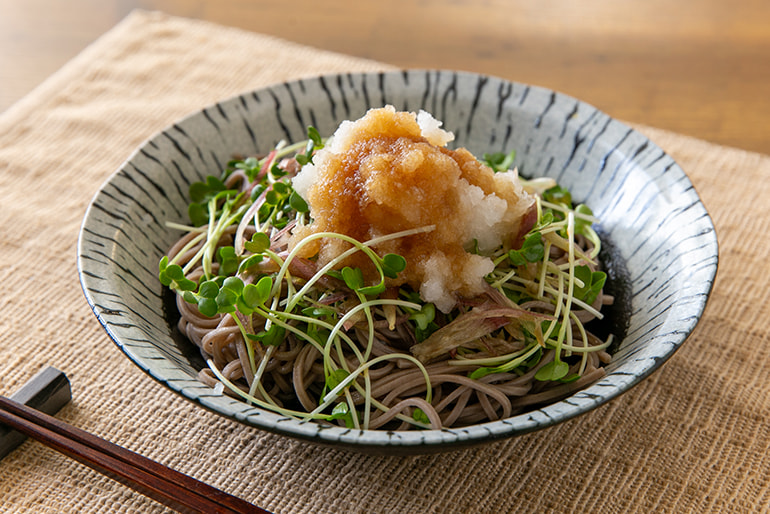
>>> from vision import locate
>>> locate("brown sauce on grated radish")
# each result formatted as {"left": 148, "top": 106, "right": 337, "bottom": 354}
{"left": 290, "top": 106, "right": 535, "bottom": 311}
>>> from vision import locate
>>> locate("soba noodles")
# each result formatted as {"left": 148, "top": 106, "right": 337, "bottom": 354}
{"left": 159, "top": 106, "right": 613, "bottom": 430}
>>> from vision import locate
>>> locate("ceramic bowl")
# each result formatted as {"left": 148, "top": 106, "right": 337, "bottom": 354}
{"left": 78, "top": 70, "right": 718, "bottom": 454}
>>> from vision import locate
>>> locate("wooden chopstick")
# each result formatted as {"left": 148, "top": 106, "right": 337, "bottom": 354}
{"left": 0, "top": 396, "right": 269, "bottom": 514}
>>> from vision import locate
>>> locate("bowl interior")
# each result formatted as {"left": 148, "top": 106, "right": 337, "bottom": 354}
{"left": 78, "top": 70, "right": 718, "bottom": 454}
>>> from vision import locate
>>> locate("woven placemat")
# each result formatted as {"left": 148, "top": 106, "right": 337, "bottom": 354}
{"left": 1, "top": 10, "right": 767, "bottom": 513}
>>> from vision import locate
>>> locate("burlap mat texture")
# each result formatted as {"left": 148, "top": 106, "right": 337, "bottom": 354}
{"left": 0, "top": 10, "right": 767, "bottom": 514}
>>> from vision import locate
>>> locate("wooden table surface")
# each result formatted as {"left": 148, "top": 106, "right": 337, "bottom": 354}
{"left": 2, "top": 0, "right": 769, "bottom": 154}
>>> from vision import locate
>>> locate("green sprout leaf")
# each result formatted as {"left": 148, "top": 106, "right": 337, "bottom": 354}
{"left": 381, "top": 253, "right": 407, "bottom": 279}
{"left": 270, "top": 162, "right": 287, "bottom": 179}
{"left": 328, "top": 402, "right": 355, "bottom": 428}
{"left": 301, "top": 305, "right": 335, "bottom": 318}
{"left": 189, "top": 176, "right": 227, "bottom": 203}
{"left": 326, "top": 368, "right": 350, "bottom": 391}
{"left": 216, "top": 246, "right": 239, "bottom": 276}
{"left": 233, "top": 156, "right": 261, "bottom": 181}
{"left": 521, "top": 346, "right": 544, "bottom": 370}
{"left": 416, "top": 323, "right": 440, "bottom": 342}
{"left": 176, "top": 278, "right": 198, "bottom": 291}
{"left": 507, "top": 250, "right": 527, "bottom": 267}
{"left": 508, "top": 233, "right": 545, "bottom": 265}
{"left": 244, "top": 232, "right": 271, "bottom": 254}
{"left": 254, "top": 275, "right": 273, "bottom": 304}
{"left": 534, "top": 360, "right": 570, "bottom": 382}
{"left": 521, "top": 234, "right": 545, "bottom": 262}
{"left": 296, "top": 126, "right": 325, "bottom": 166}
{"left": 289, "top": 191, "right": 309, "bottom": 213}
{"left": 469, "top": 366, "right": 495, "bottom": 380}
{"left": 412, "top": 408, "right": 430, "bottom": 425}
{"left": 158, "top": 257, "right": 197, "bottom": 291}
{"left": 341, "top": 267, "right": 365, "bottom": 291}
{"left": 272, "top": 181, "right": 288, "bottom": 195}
{"left": 409, "top": 302, "right": 435, "bottom": 331}
{"left": 482, "top": 150, "right": 516, "bottom": 173}
{"left": 306, "top": 323, "right": 332, "bottom": 345}
{"left": 197, "top": 297, "right": 219, "bottom": 318}
{"left": 573, "top": 266, "right": 607, "bottom": 306}
{"left": 307, "top": 126, "right": 323, "bottom": 148}
{"left": 250, "top": 183, "right": 266, "bottom": 201}
{"left": 534, "top": 210, "right": 555, "bottom": 231}
{"left": 198, "top": 280, "right": 219, "bottom": 299}
{"left": 264, "top": 189, "right": 279, "bottom": 205}
{"left": 238, "top": 275, "right": 273, "bottom": 315}
{"left": 239, "top": 283, "right": 259, "bottom": 308}
{"left": 222, "top": 276, "right": 244, "bottom": 295}
{"left": 322, "top": 369, "right": 353, "bottom": 405}
{"left": 238, "top": 254, "right": 264, "bottom": 273}
{"left": 403, "top": 298, "right": 439, "bottom": 342}
{"left": 357, "top": 283, "right": 386, "bottom": 296}
{"left": 255, "top": 324, "right": 285, "bottom": 346}
{"left": 188, "top": 203, "right": 208, "bottom": 227}
{"left": 187, "top": 176, "right": 241, "bottom": 227}
{"left": 543, "top": 185, "right": 572, "bottom": 207}
{"left": 215, "top": 287, "right": 238, "bottom": 313}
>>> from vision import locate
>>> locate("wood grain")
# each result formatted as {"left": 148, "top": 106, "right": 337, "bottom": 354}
{"left": 2, "top": 0, "right": 769, "bottom": 154}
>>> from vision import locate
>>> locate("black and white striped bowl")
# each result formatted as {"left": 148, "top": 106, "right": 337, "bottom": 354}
{"left": 77, "top": 70, "right": 718, "bottom": 454}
